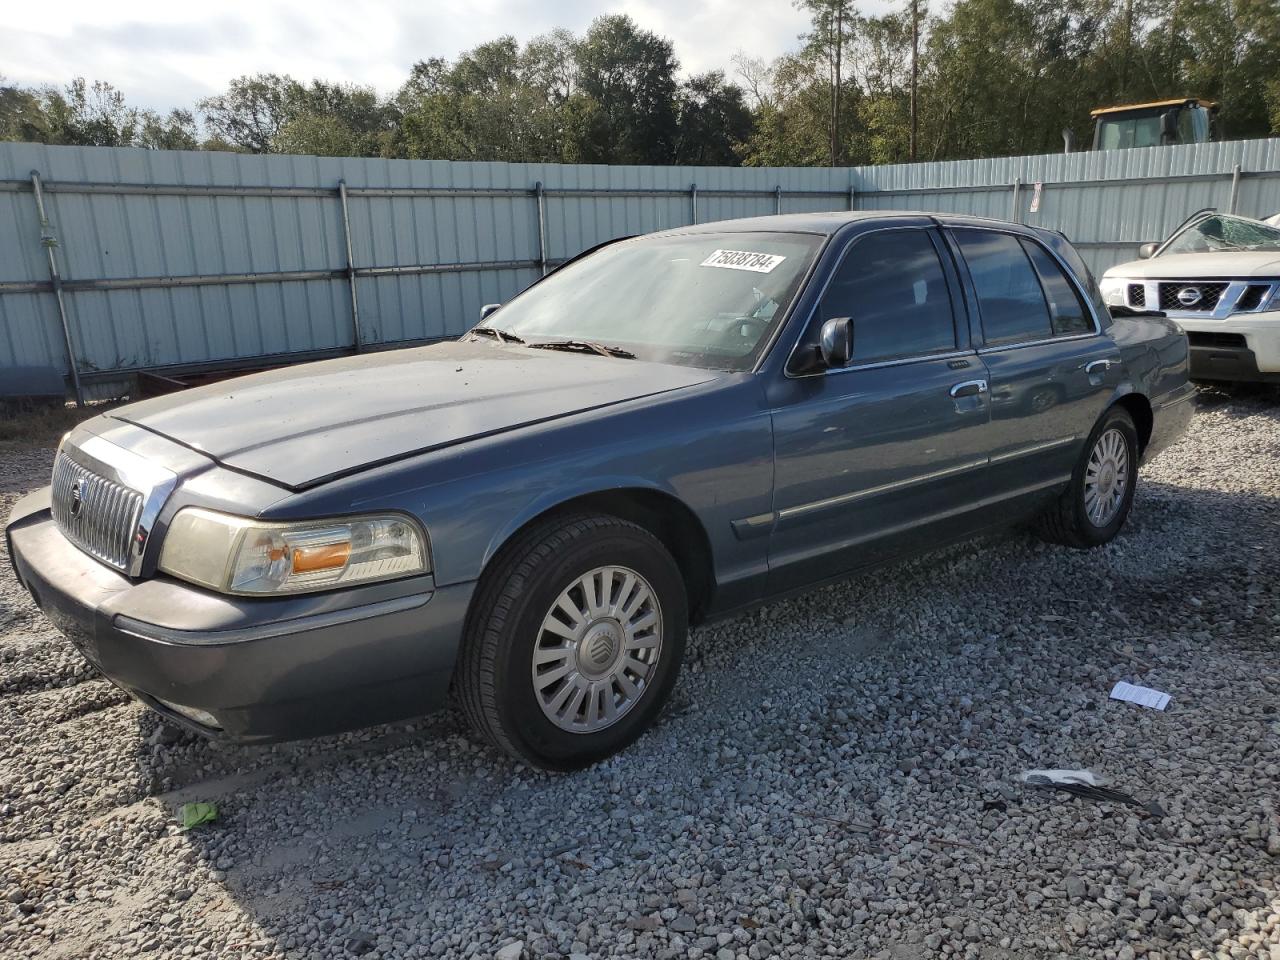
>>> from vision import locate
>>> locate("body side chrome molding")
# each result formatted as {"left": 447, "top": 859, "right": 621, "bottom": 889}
{"left": 988, "top": 435, "right": 1078, "bottom": 465}
{"left": 776, "top": 457, "right": 989, "bottom": 523}
{"left": 733, "top": 436, "right": 1077, "bottom": 534}
{"left": 769, "top": 474, "right": 1073, "bottom": 569}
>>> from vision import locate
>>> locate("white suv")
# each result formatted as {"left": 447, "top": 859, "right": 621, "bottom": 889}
{"left": 1101, "top": 212, "right": 1280, "bottom": 384}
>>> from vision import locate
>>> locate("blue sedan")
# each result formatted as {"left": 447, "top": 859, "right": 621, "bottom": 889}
{"left": 6, "top": 212, "right": 1193, "bottom": 769}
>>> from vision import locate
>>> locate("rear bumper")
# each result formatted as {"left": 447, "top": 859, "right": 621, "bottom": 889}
{"left": 6, "top": 490, "right": 474, "bottom": 743}
{"left": 1144, "top": 382, "right": 1196, "bottom": 463}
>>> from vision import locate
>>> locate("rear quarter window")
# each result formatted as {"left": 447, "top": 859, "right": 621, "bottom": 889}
{"left": 952, "top": 229, "right": 1053, "bottom": 346}
{"left": 1020, "top": 239, "right": 1092, "bottom": 336}
{"left": 1042, "top": 232, "right": 1109, "bottom": 326}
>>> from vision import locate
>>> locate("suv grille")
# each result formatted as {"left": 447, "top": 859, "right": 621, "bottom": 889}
{"left": 1234, "top": 284, "right": 1269, "bottom": 312}
{"left": 1127, "top": 284, "right": 1146, "bottom": 308}
{"left": 1158, "top": 282, "right": 1228, "bottom": 312}
{"left": 50, "top": 452, "right": 144, "bottom": 571}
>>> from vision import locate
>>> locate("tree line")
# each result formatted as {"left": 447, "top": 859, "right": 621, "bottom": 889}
{"left": 3, "top": 2, "right": 1278, "bottom": 167}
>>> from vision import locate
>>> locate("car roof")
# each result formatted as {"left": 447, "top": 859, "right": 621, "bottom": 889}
{"left": 657, "top": 210, "right": 1046, "bottom": 239}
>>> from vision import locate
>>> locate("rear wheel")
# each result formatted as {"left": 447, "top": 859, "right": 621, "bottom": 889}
{"left": 1032, "top": 407, "right": 1139, "bottom": 549}
{"left": 456, "top": 514, "right": 687, "bottom": 770}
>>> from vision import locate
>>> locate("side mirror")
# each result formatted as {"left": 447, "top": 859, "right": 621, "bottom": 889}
{"left": 1138, "top": 242, "right": 1159, "bottom": 260}
{"left": 1159, "top": 109, "right": 1179, "bottom": 144}
{"left": 480, "top": 303, "right": 501, "bottom": 321}
{"left": 819, "top": 317, "right": 853, "bottom": 368}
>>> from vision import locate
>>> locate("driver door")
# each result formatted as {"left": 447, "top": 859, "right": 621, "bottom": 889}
{"left": 764, "top": 225, "right": 994, "bottom": 594}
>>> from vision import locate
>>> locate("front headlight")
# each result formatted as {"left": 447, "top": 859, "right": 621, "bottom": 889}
{"left": 159, "top": 508, "right": 429, "bottom": 595}
{"left": 1099, "top": 277, "right": 1127, "bottom": 306}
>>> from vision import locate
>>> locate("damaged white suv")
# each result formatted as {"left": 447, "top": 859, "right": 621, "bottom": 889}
{"left": 1101, "top": 211, "right": 1280, "bottom": 384}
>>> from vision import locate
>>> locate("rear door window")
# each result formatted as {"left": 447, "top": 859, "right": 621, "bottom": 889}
{"left": 952, "top": 229, "right": 1053, "bottom": 346}
{"left": 1020, "top": 239, "right": 1092, "bottom": 336}
{"left": 819, "top": 229, "right": 958, "bottom": 364}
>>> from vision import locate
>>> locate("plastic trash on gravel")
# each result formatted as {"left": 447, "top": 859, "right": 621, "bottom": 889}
{"left": 179, "top": 801, "right": 218, "bottom": 830}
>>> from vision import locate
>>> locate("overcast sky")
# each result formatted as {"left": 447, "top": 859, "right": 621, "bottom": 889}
{"left": 1, "top": 0, "right": 882, "bottom": 113}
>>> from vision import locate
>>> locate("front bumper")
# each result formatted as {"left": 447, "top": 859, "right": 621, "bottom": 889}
{"left": 6, "top": 490, "right": 474, "bottom": 743}
{"left": 1176, "top": 313, "right": 1280, "bottom": 382}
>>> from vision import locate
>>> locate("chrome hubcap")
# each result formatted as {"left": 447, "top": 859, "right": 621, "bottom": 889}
{"left": 1083, "top": 427, "right": 1129, "bottom": 527}
{"left": 532, "top": 565, "right": 663, "bottom": 733}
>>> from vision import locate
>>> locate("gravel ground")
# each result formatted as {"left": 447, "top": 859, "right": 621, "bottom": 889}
{"left": 1, "top": 389, "right": 1278, "bottom": 960}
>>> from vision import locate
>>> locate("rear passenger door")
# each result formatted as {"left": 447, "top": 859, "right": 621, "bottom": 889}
{"left": 945, "top": 227, "right": 1120, "bottom": 497}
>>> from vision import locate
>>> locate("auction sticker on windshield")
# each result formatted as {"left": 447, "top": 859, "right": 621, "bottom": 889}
{"left": 700, "top": 249, "right": 787, "bottom": 273}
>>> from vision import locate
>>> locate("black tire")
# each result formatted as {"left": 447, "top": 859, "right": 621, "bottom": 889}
{"left": 456, "top": 513, "right": 688, "bottom": 771}
{"left": 1032, "top": 406, "right": 1139, "bottom": 549}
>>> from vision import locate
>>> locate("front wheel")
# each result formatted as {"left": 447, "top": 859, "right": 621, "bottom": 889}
{"left": 456, "top": 514, "right": 687, "bottom": 770}
{"left": 1032, "top": 407, "right": 1139, "bottom": 549}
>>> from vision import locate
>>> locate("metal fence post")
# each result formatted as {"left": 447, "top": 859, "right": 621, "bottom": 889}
{"left": 690, "top": 183, "right": 698, "bottom": 224}
{"left": 337, "top": 180, "right": 363, "bottom": 352}
{"left": 535, "top": 181, "right": 549, "bottom": 275}
{"left": 30, "top": 171, "right": 84, "bottom": 406}
{"left": 848, "top": 185, "right": 857, "bottom": 211}
{"left": 1228, "top": 164, "right": 1242, "bottom": 214}
{"left": 1011, "top": 177, "right": 1023, "bottom": 223}
{"left": 775, "top": 185, "right": 783, "bottom": 215}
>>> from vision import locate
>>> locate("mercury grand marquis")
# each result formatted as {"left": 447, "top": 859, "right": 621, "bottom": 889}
{"left": 6, "top": 212, "right": 1194, "bottom": 769}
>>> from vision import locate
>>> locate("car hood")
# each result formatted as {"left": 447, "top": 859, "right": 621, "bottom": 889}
{"left": 1104, "top": 250, "right": 1280, "bottom": 279}
{"left": 111, "top": 341, "right": 720, "bottom": 489}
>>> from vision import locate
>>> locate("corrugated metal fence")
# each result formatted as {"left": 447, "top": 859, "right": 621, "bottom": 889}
{"left": 3, "top": 138, "right": 1279, "bottom": 401}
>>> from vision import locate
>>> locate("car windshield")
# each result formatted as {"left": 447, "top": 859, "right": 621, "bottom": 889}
{"left": 1162, "top": 215, "right": 1280, "bottom": 255}
{"left": 480, "top": 231, "right": 824, "bottom": 370}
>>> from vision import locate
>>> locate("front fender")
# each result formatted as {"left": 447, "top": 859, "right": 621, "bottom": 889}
{"left": 478, "top": 474, "right": 685, "bottom": 571}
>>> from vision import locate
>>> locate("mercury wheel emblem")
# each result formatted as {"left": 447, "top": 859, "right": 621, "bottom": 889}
{"left": 68, "top": 480, "right": 83, "bottom": 519}
{"left": 1176, "top": 286, "right": 1202, "bottom": 306}
{"left": 586, "top": 633, "right": 614, "bottom": 666}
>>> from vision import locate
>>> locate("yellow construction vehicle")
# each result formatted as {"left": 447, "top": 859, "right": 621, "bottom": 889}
{"left": 1088, "top": 98, "right": 1218, "bottom": 151}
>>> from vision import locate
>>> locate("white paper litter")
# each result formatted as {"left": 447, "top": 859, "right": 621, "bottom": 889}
{"left": 1110, "top": 681, "right": 1171, "bottom": 710}
{"left": 1020, "top": 769, "right": 1106, "bottom": 787}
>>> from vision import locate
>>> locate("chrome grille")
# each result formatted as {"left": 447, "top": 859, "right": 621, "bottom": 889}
{"left": 1235, "top": 284, "right": 1269, "bottom": 312}
{"left": 1158, "top": 281, "right": 1228, "bottom": 312}
{"left": 50, "top": 452, "right": 145, "bottom": 571}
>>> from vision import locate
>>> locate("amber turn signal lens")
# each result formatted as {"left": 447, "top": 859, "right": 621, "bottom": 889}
{"left": 290, "top": 541, "right": 352, "bottom": 574}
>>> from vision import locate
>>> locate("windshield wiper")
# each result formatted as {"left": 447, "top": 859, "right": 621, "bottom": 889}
{"left": 525, "top": 339, "right": 636, "bottom": 359}
{"left": 469, "top": 326, "right": 525, "bottom": 344}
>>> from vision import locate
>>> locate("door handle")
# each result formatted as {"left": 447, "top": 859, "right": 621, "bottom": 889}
{"left": 1085, "top": 359, "right": 1114, "bottom": 375}
{"left": 949, "top": 379, "right": 989, "bottom": 398}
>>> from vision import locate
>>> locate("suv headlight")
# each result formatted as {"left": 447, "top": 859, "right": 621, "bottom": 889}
{"left": 159, "top": 508, "right": 429, "bottom": 595}
{"left": 1099, "top": 277, "right": 1127, "bottom": 306}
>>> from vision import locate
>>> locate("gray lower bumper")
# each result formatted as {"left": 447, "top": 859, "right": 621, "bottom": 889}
{"left": 1189, "top": 345, "right": 1280, "bottom": 384}
{"left": 6, "top": 490, "right": 474, "bottom": 742}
